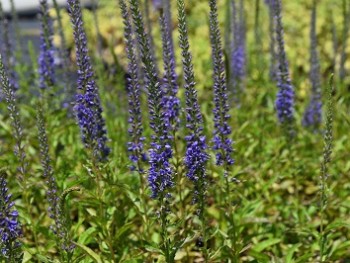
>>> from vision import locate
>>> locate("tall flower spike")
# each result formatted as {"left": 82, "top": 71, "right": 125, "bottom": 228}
{"left": 52, "top": 0, "right": 74, "bottom": 108}
{"left": 119, "top": 0, "right": 147, "bottom": 171}
{"left": 38, "top": 0, "right": 56, "bottom": 89}
{"left": 0, "top": 171, "right": 22, "bottom": 261}
{"left": 274, "top": 0, "right": 295, "bottom": 128}
{"left": 143, "top": 0, "right": 159, "bottom": 75}
{"left": 67, "top": 0, "right": 110, "bottom": 160}
{"left": 339, "top": 0, "right": 350, "bottom": 82}
{"left": 177, "top": 0, "right": 209, "bottom": 209}
{"left": 229, "top": 0, "right": 246, "bottom": 100}
{"left": 209, "top": 0, "right": 234, "bottom": 169}
{"left": 331, "top": 12, "right": 337, "bottom": 73}
{"left": 160, "top": 8, "right": 180, "bottom": 133}
{"left": 319, "top": 75, "right": 334, "bottom": 260}
{"left": 52, "top": 0, "right": 69, "bottom": 69}
{"left": 0, "top": 3, "right": 19, "bottom": 92}
{"left": 303, "top": 1, "right": 322, "bottom": 130}
{"left": 129, "top": 0, "right": 174, "bottom": 198}
{"left": 9, "top": 0, "right": 20, "bottom": 54}
{"left": 0, "top": 56, "right": 26, "bottom": 183}
{"left": 265, "top": 0, "right": 277, "bottom": 81}
{"left": 36, "top": 104, "right": 74, "bottom": 255}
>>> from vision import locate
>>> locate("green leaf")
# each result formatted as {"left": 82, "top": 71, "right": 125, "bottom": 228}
{"left": 78, "top": 227, "right": 97, "bottom": 244}
{"left": 144, "top": 244, "right": 163, "bottom": 254}
{"left": 115, "top": 221, "right": 134, "bottom": 239}
{"left": 285, "top": 244, "right": 300, "bottom": 263}
{"left": 325, "top": 220, "right": 350, "bottom": 232}
{"left": 34, "top": 254, "right": 52, "bottom": 263}
{"left": 248, "top": 249, "right": 270, "bottom": 262}
{"left": 295, "top": 252, "right": 313, "bottom": 263}
{"left": 252, "top": 238, "right": 282, "bottom": 252}
{"left": 74, "top": 242, "right": 103, "bottom": 263}
{"left": 22, "top": 251, "right": 33, "bottom": 263}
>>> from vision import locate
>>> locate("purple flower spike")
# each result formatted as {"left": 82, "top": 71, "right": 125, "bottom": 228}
{"left": 274, "top": 0, "right": 295, "bottom": 127}
{"left": 38, "top": 0, "right": 56, "bottom": 89}
{"left": 177, "top": 0, "right": 209, "bottom": 209}
{"left": 67, "top": 0, "right": 110, "bottom": 160}
{"left": 303, "top": 2, "right": 322, "bottom": 130}
{"left": 129, "top": 0, "right": 174, "bottom": 199}
{"left": 119, "top": 0, "right": 147, "bottom": 170}
{"left": 229, "top": 0, "right": 246, "bottom": 101}
{"left": 0, "top": 173, "right": 22, "bottom": 260}
{"left": 209, "top": 0, "right": 234, "bottom": 168}
{"left": 160, "top": 8, "right": 180, "bottom": 133}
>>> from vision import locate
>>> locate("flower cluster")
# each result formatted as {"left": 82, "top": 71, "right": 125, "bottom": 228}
{"left": 0, "top": 172, "right": 22, "bottom": 260}
{"left": 209, "top": 0, "right": 234, "bottom": 168}
{"left": 67, "top": 0, "right": 110, "bottom": 160}
{"left": 38, "top": 0, "right": 55, "bottom": 89}
{"left": 303, "top": 2, "right": 322, "bottom": 130}
{"left": 274, "top": 0, "right": 295, "bottom": 126}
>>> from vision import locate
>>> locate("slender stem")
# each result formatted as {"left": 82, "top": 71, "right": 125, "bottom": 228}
{"left": 160, "top": 196, "right": 173, "bottom": 263}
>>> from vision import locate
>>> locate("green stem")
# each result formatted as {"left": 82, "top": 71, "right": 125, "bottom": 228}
{"left": 160, "top": 197, "right": 173, "bottom": 263}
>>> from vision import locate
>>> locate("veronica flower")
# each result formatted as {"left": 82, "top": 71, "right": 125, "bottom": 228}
{"left": 160, "top": 9, "right": 180, "bottom": 133}
{"left": 177, "top": 0, "right": 208, "bottom": 208}
{"left": 52, "top": 0, "right": 74, "bottom": 108}
{"left": 209, "top": 0, "right": 234, "bottom": 169}
{"left": 38, "top": 0, "right": 56, "bottom": 89}
{"left": 339, "top": 0, "right": 350, "bottom": 82}
{"left": 0, "top": 172, "right": 22, "bottom": 261}
{"left": 265, "top": 0, "right": 277, "bottom": 81}
{"left": 303, "top": 2, "right": 322, "bottom": 130}
{"left": 319, "top": 76, "right": 334, "bottom": 260}
{"left": 119, "top": 0, "right": 147, "bottom": 171}
{"left": 274, "top": 0, "right": 295, "bottom": 127}
{"left": 331, "top": 12, "right": 337, "bottom": 73}
{"left": 129, "top": 0, "right": 174, "bottom": 199}
{"left": 67, "top": 0, "right": 110, "bottom": 160}
{"left": 0, "top": 56, "right": 26, "bottom": 182}
{"left": 0, "top": 3, "right": 18, "bottom": 92}
{"left": 229, "top": 0, "right": 246, "bottom": 100}
{"left": 9, "top": 0, "right": 20, "bottom": 54}
{"left": 152, "top": 0, "right": 162, "bottom": 10}
{"left": 36, "top": 104, "right": 74, "bottom": 255}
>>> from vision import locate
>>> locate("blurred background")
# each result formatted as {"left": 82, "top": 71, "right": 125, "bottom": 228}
{"left": 0, "top": 0, "right": 349, "bottom": 96}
